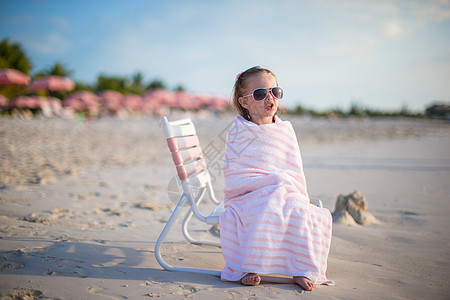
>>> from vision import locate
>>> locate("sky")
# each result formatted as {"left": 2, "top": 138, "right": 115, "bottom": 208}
{"left": 1, "top": 0, "right": 449, "bottom": 112}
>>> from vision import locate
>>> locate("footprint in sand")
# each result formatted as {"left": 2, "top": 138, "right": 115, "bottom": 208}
{"left": 88, "top": 286, "right": 123, "bottom": 300}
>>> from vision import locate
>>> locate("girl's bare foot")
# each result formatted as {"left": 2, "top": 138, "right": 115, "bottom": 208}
{"left": 240, "top": 273, "right": 261, "bottom": 286}
{"left": 293, "top": 276, "right": 316, "bottom": 291}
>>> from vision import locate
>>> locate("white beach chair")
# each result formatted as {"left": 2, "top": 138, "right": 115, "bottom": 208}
{"left": 155, "top": 116, "right": 323, "bottom": 278}
{"left": 155, "top": 116, "right": 224, "bottom": 277}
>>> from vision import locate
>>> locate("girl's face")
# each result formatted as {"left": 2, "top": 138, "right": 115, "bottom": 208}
{"left": 239, "top": 72, "right": 278, "bottom": 125}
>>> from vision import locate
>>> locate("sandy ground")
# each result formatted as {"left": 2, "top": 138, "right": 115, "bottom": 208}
{"left": 0, "top": 112, "right": 449, "bottom": 299}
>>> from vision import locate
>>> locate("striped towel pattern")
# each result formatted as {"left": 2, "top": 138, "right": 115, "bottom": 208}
{"left": 219, "top": 116, "right": 334, "bottom": 285}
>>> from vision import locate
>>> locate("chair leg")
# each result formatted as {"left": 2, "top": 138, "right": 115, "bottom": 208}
{"left": 182, "top": 208, "right": 221, "bottom": 247}
{"left": 181, "top": 187, "right": 221, "bottom": 247}
{"left": 154, "top": 193, "right": 221, "bottom": 277}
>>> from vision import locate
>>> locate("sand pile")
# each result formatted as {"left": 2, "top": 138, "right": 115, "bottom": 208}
{"left": 332, "top": 190, "right": 379, "bottom": 225}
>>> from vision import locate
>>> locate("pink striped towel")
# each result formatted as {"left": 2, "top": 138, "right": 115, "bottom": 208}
{"left": 219, "top": 116, "right": 334, "bottom": 285}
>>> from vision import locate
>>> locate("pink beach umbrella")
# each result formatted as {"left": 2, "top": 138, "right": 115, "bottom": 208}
{"left": 66, "top": 91, "right": 99, "bottom": 103}
{"left": 8, "top": 96, "right": 43, "bottom": 109}
{"left": 63, "top": 91, "right": 99, "bottom": 112}
{"left": 97, "top": 90, "right": 122, "bottom": 101}
{"left": 192, "top": 94, "right": 230, "bottom": 111}
{"left": 140, "top": 97, "right": 158, "bottom": 113}
{"left": 0, "top": 69, "right": 30, "bottom": 86}
{"left": 97, "top": 90, "right": 123, "bottom": 111}
{"left": 143, "top": 89, "right": 176, "bottom": 107}
{"left": 120, "top": 94, "right": 142, "bottom": 111}
{"left": 143, "top": 90, "right": 172, "bottom": 113}
{"left": 142, "top": 90, "right": 160, "bottom": 105}
{"left": 62, "top": 98, "right": 86, "bottom": 111}
{"left": 27, "top": 76, "right": 75, "bottom": 92}
{"left": 191, "top": 94, "right": 211, "bottom": 110}
{"left": 208, "top": 95, "right": 229, "bottom": 111}
{"left": 0, "top": 95, "right": 8, "bottom": 107}
{"left": 174, "top": 91, "right": 196, "bottom": 110}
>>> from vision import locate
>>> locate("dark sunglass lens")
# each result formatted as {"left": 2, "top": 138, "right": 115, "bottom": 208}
{"left": 253, "top": 89, "right": 268, "bottom": 101}
{"left": 272, "top": 87, "right": 283, "bottom": 99}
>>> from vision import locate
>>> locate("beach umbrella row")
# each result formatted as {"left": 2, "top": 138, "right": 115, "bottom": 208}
{"left": 7, "top": 95, "right": 61, "bottom": 110}
{"left": 3, "top": 90, "right": 231, "bottom": 113}
{"left": 53, "top": 89, "right": 230, "bottom": 114}
{"left": 1, "top": 69, "right": 231, "bottom": 114}
{"left": 141, "top": 89, "right": 229, "bottom": 111}
{"left": 0, "top": 69, "right": 75, "bottom": 92}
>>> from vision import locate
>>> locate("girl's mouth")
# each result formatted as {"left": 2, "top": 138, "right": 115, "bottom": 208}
{"left": 266, "top": 103, "right": 274, "bottom": 110}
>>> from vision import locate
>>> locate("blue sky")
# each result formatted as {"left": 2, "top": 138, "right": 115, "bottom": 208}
{"left": 1, "top": 0, "right": 449, "bottom": 111}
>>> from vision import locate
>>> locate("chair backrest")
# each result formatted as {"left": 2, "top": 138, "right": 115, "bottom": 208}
{"left": 160, "top": 116, "right": 211, "bottom": 189}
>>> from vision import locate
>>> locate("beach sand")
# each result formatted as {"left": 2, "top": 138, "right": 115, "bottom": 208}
{"left": 0, "top": 113, "right": 449, "bottom": 299}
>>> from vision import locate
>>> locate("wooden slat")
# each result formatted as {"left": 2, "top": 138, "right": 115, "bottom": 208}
{"left": 166, "top": 135, "right": 200, "bottom": 152}
{"left": 176, "top": 158, "right": 207, "bottom": 180}
{"left": 171, "top": 146, "right": 203, "bottom": 165}
{"left": 167, "top": 118, "right": 192, "bottom": 126}
{"left": 165, "top": 123, "right": 196, "bottom": 138}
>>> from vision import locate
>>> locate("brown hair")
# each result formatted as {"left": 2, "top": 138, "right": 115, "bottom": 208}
{"left": 233, "top": 66, "right": 278, "bottom": 121}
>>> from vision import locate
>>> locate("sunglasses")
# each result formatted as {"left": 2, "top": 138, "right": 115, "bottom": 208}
{"left": 242, "top": 87, "right": 284, "bottom": 102}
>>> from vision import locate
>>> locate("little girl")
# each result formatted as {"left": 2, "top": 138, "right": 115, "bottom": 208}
{"left": 219, "top": 66, "right": 334, "bottom": 291}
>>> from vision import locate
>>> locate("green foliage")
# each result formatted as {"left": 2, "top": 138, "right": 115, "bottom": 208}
{"left": 291, "top": 104, "right": 326, "bottom": 117}
{"left": 93, "top": 73, "right": 177, "bottom": 95}
{"left": 293, "top": 104, "right": 305, "bottom": 115}
{"left": 348, "top": 102, "right": 364, "bottom": 117}
{"left": 146, "top": 79, "right": 167, "bottom": 90}
{"left": 174, "top": 84, "right": 186, "bottom": 92}
{"left": 0, "top": 38, "right": 32, "bottom": 74}
{"left": 289, "top": 102, "right": 425, "bottom": 118}
{"left": 47, "top": 61, "right": 73, "bottom": 77}
{"left": 130, "top": 71, "right": 145, "bottom": 94}
{"left": 95, "top": 74, "right": 129, "bottom": 93}
{"left": 131, "top": 72, "right": 144, "bottom": 87}
{"left": 34, "top": 61, "right": 73, "bottom": 78}
{"left": 74, "top": 81, "right": 94, "bottom": 92}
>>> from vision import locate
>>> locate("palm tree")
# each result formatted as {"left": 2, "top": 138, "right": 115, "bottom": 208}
{"left": 146, "top": 79, "right": 166, "bottom": 90}
{"left": 96, "top": 74, "right": 129, "bottom": 93}
{"left": 174, "top": 84, "right": 186, "bottom": 92}
{"left": 130, "top": 71, "right": 145, "bottom": 94}
{"left": 34, "top": 61, "right": 73, "bottom": 79}
{"left": 132, "top": 72, "right": 144, "bottom": 87}
{"left": 0, "top": 38, "right": 32, "bottom": 74}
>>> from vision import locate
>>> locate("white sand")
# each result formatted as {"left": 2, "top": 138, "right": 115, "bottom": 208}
{"left": 0, "top": 113, "right": 449, "bottom": 299}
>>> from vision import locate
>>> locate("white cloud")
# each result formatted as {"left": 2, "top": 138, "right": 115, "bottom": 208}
{"left": 383, "top": 19, "right": 405, "bottom": 38}
{"left": 413, "top": 0, "right": 450, "bottom": 22}
{"left": 26, "top": 32, "right": 70, "bottom": 55}
{"left": 48, "top": 16, "right": 70, "bottom": 30}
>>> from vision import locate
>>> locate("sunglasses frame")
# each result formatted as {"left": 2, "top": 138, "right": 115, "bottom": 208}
{"left": 242, "top": 87, "right": 283, "bottom": 102}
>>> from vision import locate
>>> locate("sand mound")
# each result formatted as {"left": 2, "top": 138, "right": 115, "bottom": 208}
{"left": 332, "top": 190, "right": 379, "bottom": 225}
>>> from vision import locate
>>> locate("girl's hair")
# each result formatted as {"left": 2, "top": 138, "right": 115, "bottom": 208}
{"left": 233, "top": 66, "right": 278, "bottom": 121}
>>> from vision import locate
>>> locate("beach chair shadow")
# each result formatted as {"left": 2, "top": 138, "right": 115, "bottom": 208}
{"left": 155, "top": 116, "right": 324, "bottom": 279}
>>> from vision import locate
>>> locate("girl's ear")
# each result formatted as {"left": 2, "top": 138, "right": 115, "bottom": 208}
{"left": 238, "top": 96, "right": 249, "bottom": 109}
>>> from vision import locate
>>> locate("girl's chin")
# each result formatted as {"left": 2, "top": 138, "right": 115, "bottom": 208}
{"left": 266, "top": 109, "right": 277, "bottom": 116}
